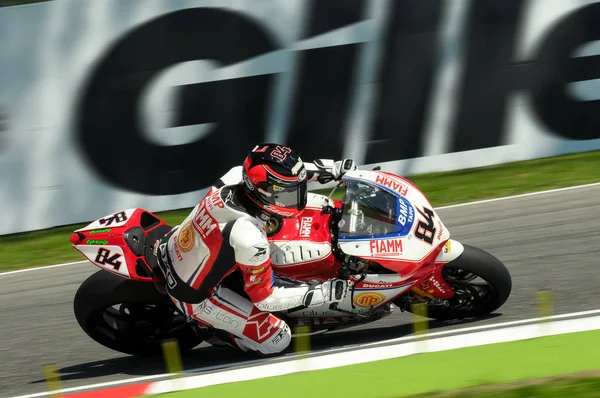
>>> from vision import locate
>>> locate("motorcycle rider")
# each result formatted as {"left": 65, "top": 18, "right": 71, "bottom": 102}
{"left": 153, "top": 143, "right": 358, "bottom": 355}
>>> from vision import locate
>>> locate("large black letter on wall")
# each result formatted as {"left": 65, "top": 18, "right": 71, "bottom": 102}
{"left": 76, "top": 8, "right": 279, "bottom": 195}
{"left": 365, "top": 0, "right": 443, "bottom": 164}
{"left": 450, "top": 0, "right": 600, "bottom": 152}
{"left": 286, "top": 0, "right": 366, "bottom": 161}
{"left": 530, "top": 2, "right": 600, "bottom": 141}
{"left": 449, "top": 0, "right": 526, "bottom": 153}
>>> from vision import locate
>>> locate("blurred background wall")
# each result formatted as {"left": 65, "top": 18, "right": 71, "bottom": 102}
{"left": 1, "top": 0, "right": 600, "bottom": 235}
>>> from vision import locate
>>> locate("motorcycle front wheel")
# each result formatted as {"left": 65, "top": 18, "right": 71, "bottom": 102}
{"left": 402, "top": 244, "right": 512, "bottom": 321}
{"left": 73, "top": 270, "right": 203, "bottom": 357}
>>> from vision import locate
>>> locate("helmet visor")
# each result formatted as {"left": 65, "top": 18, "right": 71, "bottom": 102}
{"left": 256, "top": 181, "right": 307, "bottom": 210}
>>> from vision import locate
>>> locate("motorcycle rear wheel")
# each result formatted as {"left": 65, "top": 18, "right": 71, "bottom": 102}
{"left": 404, "top": 244, "right": 512, "bottom": 321}
{"left": 74, "top": 270, "right": 203, "bottom": 357}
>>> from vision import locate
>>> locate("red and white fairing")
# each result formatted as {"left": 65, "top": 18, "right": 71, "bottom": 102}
{"left": 269, "top": 169, "right": 465, "bottom": 317}
{"left": 269, "top": 193, "right": 339, "bottom": 280}
{"left": 337, "top": 170, "right": 456, "bottom": 277}
{"left": 69, "top": 208, "right": 170, "bottom": 282}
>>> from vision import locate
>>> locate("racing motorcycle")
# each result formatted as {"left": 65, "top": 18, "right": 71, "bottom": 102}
{"left": 70, "top": 168, "right": 512, "bottom": 357}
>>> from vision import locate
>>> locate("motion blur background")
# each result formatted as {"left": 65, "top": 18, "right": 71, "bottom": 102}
{"left": 1, "top": 0, "right": 600, "bottom": 234}
{"left": 3, "top": 1, "right": 600, "bottom": 397}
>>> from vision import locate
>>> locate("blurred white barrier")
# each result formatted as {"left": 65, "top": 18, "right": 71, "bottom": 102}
{"left": 1, "top": 0, "right": 600, "bottom": 234}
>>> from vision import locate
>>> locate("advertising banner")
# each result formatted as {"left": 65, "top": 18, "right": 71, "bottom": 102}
{"left": 1, "top": 0, "right": 599, "bottom": 234}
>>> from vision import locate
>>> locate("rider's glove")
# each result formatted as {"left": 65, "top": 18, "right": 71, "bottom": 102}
{"left": 311, "top": 159, "right": 358, "bottom": 183}
{"left": 302, "top": 279, "right": 349, "bottom": 307}
{"left": 332, "top": 159, "right": 357, "bottom": 180}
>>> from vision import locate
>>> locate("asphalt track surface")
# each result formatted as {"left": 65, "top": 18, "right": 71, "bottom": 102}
{"left": 2, "top": 184, "right": 600, "bottom": 397}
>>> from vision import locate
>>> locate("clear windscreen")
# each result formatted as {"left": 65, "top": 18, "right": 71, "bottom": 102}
{"left": 337, "top": 180, "right": 399, "bottom": 239}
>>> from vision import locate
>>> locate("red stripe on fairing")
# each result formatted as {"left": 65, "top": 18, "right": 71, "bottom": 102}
{"left": 209, "top": 297, "right": 248, "bottom": 320}
{"left": 64, "top": 382, "right": 152, "bottom": 398}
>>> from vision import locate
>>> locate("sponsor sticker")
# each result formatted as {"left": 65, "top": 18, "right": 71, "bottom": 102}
{"left": 353, "top": 292, "right": 386, "bottom": 307}
{"left": 443, "top": 240, "right": 451, "bottom": 253}
{"left": 193, "top": 201, "right": 218, "bottom": 238}
{"left": 396, "top": 196, "right": 415, "bottom": 237}
{"left": 250, "top": 266, "right": 265, "bottom": 275}
{"left": 173, "top": 239, "right": 183, "bottom": 261}
{"left": 85, "top": 239, "right": 108, "bottom": 245}
{"left": 369, "top": 239, "right": 403, "bottom": 256}
{"left": 375, "top": 174, "right": 408, "bottom": 196}
{"left": 361, "top": 282, "right": 394, "bottom": 289}
{"left": 419, "top": 280, "right": 435, "bottom": 294}
{"left": 207, "top": 189, "right": 225, "bottom": 210}
{"left": 178, "top": 221, "right": 195, "bottom": 253}
{"left": 300, "top": 217, "right": 312, "bottom": 238}
{"left": 431, "top": 277, "right": 448, "bottom": 294}
{"left": 246, "top": 274, "right": 263, "bottom": 286}
{"left": 89, "top": 228, "right": 111, "bottom": 234}
{"left": 272, "top": 330, "right": 285, "bottom": 344}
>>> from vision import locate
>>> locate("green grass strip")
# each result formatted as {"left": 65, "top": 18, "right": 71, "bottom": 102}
{"left": 150, "top": 329, "right": 600, "bottom": 398}
{"left": 419, "top": 374, "right": 600, "bottom": 398}
{"left": 2, "top": 150, "right": 600, "bottom": 271}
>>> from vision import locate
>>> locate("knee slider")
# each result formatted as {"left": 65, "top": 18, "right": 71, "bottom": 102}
{"left": 260, "top": 322, "right": 291, "bottom": 355}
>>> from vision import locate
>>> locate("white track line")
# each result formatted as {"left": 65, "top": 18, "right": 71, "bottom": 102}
{"left": 8, "top": 359, "right": 268, "bottom": 398}
{"left": 10, "top": 355, "right": 284, "bottom": 398}
{"left": 355, "top": 308, "right": 600, "bottom": 349}
{"left": 10, "top": 309, "right": 600, "bottom": 398}
{"left": 434, "top": 181, "right": 600, "bottom": 210}
{"left": 243, "top": 308, "right": 600, "bottom": 359}
{"left": 3, "top": 180, "right": 600, "bottom": 277}
{"left": 0, "top": 260, "right": 88, "bottom": 276}
{"left": 11, "top": 374, "right": 172, "bottom": 398}
{"left": 146, "top": 315, "right": 600, "bottom": 396}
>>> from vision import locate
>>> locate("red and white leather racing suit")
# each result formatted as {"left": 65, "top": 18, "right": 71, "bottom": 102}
{"left": 155, "top": 160, "right": 350, "bottom": 355}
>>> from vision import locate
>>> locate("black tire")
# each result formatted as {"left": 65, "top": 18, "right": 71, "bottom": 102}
{"left": 74, "top": 270, "right": 203, "bottom": 357}
{"left": 410, "top": 244, "right": 512, "bottom": 321}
